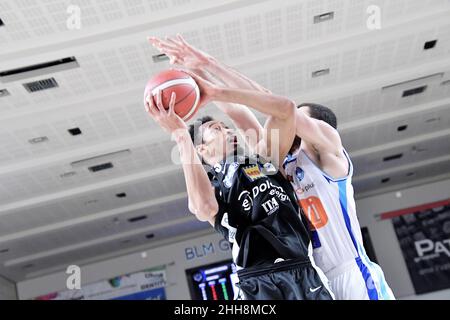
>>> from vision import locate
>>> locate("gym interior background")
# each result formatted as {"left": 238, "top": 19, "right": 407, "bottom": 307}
{"left": 0, "top": 0, "right": 450, "bottom": 300}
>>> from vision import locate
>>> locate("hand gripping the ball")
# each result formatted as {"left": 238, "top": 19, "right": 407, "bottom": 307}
{"left": 145, "top": 90, "right": 187, "bottom": 134}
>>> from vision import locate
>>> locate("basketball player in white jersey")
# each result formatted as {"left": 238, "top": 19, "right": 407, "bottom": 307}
{"left": 282, "top": 103, "right": 395, "bottom": 300}
{"left": 150, "top": 34, "right": 395, "bottom": 300}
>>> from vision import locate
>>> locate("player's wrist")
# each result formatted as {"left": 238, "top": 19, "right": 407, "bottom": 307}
{"left": 203, "top": 56, "right": 220, "bottom": 71}
{"left": 171, "top": 128, "right": 190, "bottom": 143}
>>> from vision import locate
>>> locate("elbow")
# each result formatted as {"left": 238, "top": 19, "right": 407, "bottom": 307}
{"left": 189, "top": 201, "right": 218, "bottom": 222}
{"left": 277, "top": 99, "right": 296, "bottom": 120}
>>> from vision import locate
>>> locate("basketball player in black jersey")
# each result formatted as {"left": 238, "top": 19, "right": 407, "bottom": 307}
{"left": 145, "top": 40, "right": 333, "bottom": 301}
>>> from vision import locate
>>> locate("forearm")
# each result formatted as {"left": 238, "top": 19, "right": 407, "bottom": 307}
{"left": 204, "top": 58, "right": 268, "bottom": 93}
{"left": 173, "top": 130, "right": 217, "bottom": 222}
{"left": 212, "top": 87, "right": 295, "bottom": 120}
{"left": 193, "top": 69, "right": 263, "bottom": 147}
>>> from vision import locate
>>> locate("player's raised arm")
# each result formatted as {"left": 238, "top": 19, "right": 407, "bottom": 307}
{"left": 145, "top": 90, "right": 218, "bottom": 225}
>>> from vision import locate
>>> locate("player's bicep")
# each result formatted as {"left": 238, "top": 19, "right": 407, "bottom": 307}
{"left": 258, "top": 115, "right": 296, "bottom": 166}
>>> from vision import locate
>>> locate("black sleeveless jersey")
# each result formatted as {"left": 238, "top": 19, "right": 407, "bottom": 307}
{"left": 209, "top": 155, "right": 312, "bottom": 269}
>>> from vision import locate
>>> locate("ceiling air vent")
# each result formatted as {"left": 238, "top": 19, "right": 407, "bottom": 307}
{"left": 28, "top": 136, "right": 49, "bottom": 144}
{"left": 402, "top": 85, "right": 427, "bottom": 97}
{"left": 312, "top": 68, "right": 330, "bottom": 78}
{"left": 23, "top": 78, "right": 59, "bottom": 93}
{"left": 152, "top": 53, "right": 169, "bottom": 63}
{"left": 71, "top": 149, "right": 131, "bottom": 169}
{"left": 88, "top": 162, "right": 113, "bottom": 172}
{"left": 60, "top": 171, "right": 77, "bottom": 178}
{"left": 424, "top": 40, "right": 437, "bottom": 50}
{"left": 68, "top": 127, "right": 82, "bottom": 136}
{"left": 425, "top": 117, "right": 440, "bottom": 123}
{"left": 314, "top": 12, "right": 334, "bottom": 24}
{"left": 0, "top": 89, "right": 10, "bottom": 97}
{"left": 0, "top": 57, "right": 78, "bottom": 83}
{"left": 382, "top": 73, "right": 442, "bottom": 94}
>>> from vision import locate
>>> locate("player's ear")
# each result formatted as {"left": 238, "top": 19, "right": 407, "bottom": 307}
{"left": 196, "top": 144, "right": 206, "bottom": 155}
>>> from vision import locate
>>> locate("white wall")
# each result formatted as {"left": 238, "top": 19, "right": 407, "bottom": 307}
{"left": 356, "top": 178, "right": 450, "bottom": 300}
{"left": 0, "top": 276, "right": 17, "bottom": 300}
{"left": 17, "top": 178, "right": 450, "bottom": 300}
{"left": 17, "top": 232, "right": 232, "bottom": 300}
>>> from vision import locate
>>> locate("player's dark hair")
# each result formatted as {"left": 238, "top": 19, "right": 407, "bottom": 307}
{"left": 298, "top": 103, "right": 337, "bottom": 129}
{"left": 188, "top": 115, "right": 215, "bottom": 145}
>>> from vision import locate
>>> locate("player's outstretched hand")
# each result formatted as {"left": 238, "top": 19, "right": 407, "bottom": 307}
{"left": 148, "top": 34, "right": 213, "bottom": 68}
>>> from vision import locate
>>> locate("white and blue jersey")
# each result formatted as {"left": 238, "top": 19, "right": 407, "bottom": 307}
{"left": 283, "top": 148, "right": 395, "bottom": 300}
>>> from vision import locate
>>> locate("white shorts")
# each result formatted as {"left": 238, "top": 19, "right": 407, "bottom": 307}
{"left": 325, "top": 258, "right": 396, "bottom": 300}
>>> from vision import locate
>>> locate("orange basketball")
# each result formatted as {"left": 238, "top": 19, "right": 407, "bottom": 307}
{"left": 144, "top": 70, "right": 200, "bottom": 121}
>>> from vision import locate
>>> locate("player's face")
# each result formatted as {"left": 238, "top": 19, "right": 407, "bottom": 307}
{"left": 200, "top": 121, "right": 238, "bottom": 161}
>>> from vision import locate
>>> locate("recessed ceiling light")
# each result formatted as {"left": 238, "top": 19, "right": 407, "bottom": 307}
{"left": 28, "top": 136, "right": 49, "bottom": 144}
{"left": 68, "top": 127, "right": 82, "bottom": 136}
{"left": 395, "top": 191, "right": 402, "bottom": 198}
{"left": 141, "top": 252, "right": 148, "bottom": 259}
{"left": 406, "top": 172, "right": 416, "bottom": 177}
{"left": 0, "top": 18, "right": 4, "bottom": 27}
{"left": 146, "top": 233, "right": 155, "bottom": 239}
{"left": 424, "top": 40, "right": 437, "bottom": 50}
{"left": 383, "top": 153, "right": 403, "bottom": 162}
{"left": 116, "top": 192, "right": 127, "bottom": 198}
{"left": 22, "top": 264, "right": 34, "bottom": 269}
{"left": 128, "top": 215, "right": 147, "bottom": 223}
{"left": 397, "top": 125, "right": 408, "bottom": 132}
{"left": 381, "top": 178, "right": 390, "bottom": 183}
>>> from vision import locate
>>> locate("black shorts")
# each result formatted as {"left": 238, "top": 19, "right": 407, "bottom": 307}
{"left": 236, "top": 258, "right": 334, "bottom": 300}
